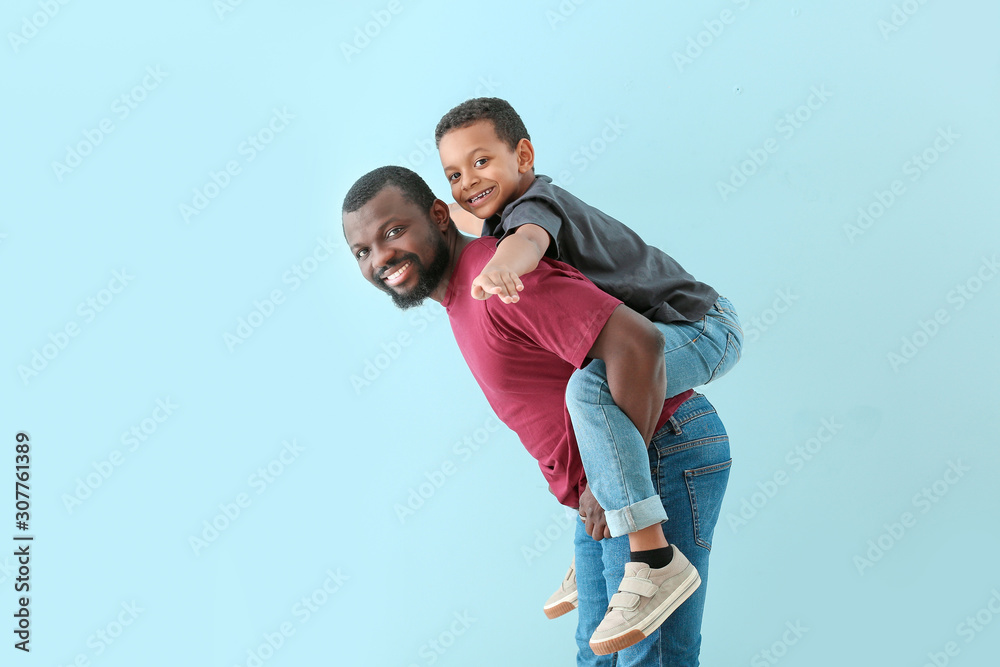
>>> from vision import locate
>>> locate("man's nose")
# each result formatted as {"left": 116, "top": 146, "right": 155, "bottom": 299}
{"left": 371, "top": 244, "right": 396, "bottom": 275}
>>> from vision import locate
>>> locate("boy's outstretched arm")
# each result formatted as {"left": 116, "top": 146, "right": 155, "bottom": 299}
{"left": 473, "top": 223, "right": 551, "bottom": 303}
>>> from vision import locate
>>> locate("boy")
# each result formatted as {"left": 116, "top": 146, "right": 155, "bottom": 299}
{"left": 435, "top": 98, "right": 742, "bottom": 655}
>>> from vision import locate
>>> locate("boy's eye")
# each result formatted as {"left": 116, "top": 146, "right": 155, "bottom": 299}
{"left": 448, "top": 172, "right": 460, "bottom": 181}
{"left": 475, "top": 158, "right": 488, "bottom": 167}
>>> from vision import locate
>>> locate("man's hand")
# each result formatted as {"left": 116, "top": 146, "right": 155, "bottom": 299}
{"left": 579, "top": 484, "right": 611, "bottom": 541}
{"left": 471, "top": 264, "right": 524, "bottom": 303}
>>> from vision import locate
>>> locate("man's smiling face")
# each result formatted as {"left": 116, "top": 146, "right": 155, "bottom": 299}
{"left": 343, "top": 185, "right": 451, "bottom": 309}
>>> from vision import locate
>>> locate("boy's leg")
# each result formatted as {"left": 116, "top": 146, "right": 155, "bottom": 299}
{"left": 566, "top": 357, "right": 667, "bottom": 538}
{"left": 653, "top": 295, "right": 743, "bottom": 393}
{"left": 604, "top": 393, "right": 732, "bottom": 667}
{"left": 565, "top": 296, "right": 741, "bottom": 535}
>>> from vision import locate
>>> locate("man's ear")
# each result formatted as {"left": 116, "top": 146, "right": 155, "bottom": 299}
{"left": 429, "top": 198, "right": 452, "bottom": 230}
{"left": 515, "top": 138, "right": 535, "bottom": 174}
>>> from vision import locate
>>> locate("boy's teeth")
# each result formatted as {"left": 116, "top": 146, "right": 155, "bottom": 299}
{"left": 471, "top": 187, "right": 493, "bottom": 203}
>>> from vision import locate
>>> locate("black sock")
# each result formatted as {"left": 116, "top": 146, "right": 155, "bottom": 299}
{"left": 630, "top": 546, "right": 673, "bottom": 569}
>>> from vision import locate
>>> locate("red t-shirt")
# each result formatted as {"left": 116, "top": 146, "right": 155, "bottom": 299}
{"left": 442, "top": 238, "right": 692, "bottom": 508}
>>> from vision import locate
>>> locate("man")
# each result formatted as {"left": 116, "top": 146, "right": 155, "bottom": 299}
{"left": 342, "top": 166, "right": 732, "bottom": 666}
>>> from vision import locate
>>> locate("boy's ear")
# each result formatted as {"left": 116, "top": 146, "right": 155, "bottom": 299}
{"left": 515, "top": 138, "right": 535, "bottom": 173}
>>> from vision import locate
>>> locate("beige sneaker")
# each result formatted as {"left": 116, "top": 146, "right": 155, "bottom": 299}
{"left": 589, "top": 546, "right": 701, "bottom": 655}
{"left": 543, "top": 558, "right": 578, "bottom": 619}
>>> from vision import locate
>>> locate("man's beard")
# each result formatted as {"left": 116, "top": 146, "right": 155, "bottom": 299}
{"left": 376, "top": 233, "right": 450, "bottom": 310}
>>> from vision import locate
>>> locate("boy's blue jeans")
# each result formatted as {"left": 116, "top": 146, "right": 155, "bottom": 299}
{"left": 566, "top": 296, "right": 742, "bottom": 538}
{"left": 574, "top": 393, "right": 731, "bottom": 666}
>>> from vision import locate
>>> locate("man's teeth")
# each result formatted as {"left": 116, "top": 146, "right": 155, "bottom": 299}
{"left": 386, "top": 261, "right": 410, "bottom": 281}
{"left": 470, "top": 187, "right": 493, "bottom": 203}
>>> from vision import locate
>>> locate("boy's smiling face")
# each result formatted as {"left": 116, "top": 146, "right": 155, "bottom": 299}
{"left": 438, "top": 120, "right": 535, "bottom": 220}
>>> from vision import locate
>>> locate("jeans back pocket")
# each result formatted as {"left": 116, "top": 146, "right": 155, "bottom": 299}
{"left": 684, "top": 459, "right": 733, "bottom": 551}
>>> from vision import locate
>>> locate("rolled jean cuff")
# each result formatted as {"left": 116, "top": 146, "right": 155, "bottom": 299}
{"left": 604, "top": 495, "right": 668, "bottom": 538}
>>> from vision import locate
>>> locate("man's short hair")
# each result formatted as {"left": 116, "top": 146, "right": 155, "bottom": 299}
{"left": 342, "top": 165, "right": 436, "bottom": 214}
{"left": 434, "top": 97, "right": 530, "bottom": 151}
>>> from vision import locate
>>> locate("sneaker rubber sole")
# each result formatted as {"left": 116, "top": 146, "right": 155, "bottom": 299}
{"left": 543, "top": 590, "right": 578, "bottom": 619}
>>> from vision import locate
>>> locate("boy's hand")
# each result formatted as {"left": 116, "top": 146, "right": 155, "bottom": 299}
{"left": 579, "top": 484, "right": 611, "bottom": 541}
{"left": 471, "top": 265, "right": 524, "bottom": 303}
{"left": 449, "top": 202, "right": 483, "bottom": 237}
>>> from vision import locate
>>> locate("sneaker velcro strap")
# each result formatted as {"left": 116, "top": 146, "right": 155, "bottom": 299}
{"left": 609, "top": 591, "right": 641, "bottom": 611}
{"left": 617, "top": 576, "right": 659, "bottom": 597}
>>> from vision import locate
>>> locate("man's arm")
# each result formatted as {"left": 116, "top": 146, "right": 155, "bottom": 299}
{"left": 585, "top": 305, "right": 666, "bottom": 445}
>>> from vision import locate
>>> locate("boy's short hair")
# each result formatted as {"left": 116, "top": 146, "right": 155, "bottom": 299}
{"left": 342, "top": 165, "right": 436, "bottom": 214}
{"left": 434, "top": 97, "right": 530, "bottom": 151}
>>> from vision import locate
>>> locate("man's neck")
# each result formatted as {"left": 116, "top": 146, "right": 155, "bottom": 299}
{"left": 429, "top": 230, "right": 472, "bottom": 304}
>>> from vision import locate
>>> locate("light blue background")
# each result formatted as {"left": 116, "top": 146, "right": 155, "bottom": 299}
{"left": 3, "top": 1, "right": 999, "bottom": 665}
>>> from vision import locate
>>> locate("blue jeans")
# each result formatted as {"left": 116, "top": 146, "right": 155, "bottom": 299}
{"left": 566, "top": 296, "right": 742, "bottom": 537}
{"left": 573, "top": 393, "right": 732, "bottom": 666}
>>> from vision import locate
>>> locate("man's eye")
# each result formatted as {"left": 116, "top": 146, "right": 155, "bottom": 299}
{"left": 356, "top": 249, "right": 369, "bottom": 260}
{"left": 475, "top": 158, "right": 487, "bottom": 167}
{"left": 387, "top": 227, "right": 402, "bottom": 238}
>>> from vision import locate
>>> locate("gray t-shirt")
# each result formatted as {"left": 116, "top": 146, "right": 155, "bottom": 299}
{"left": 482, "top": 175, "right": 718, "bottom": 324}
